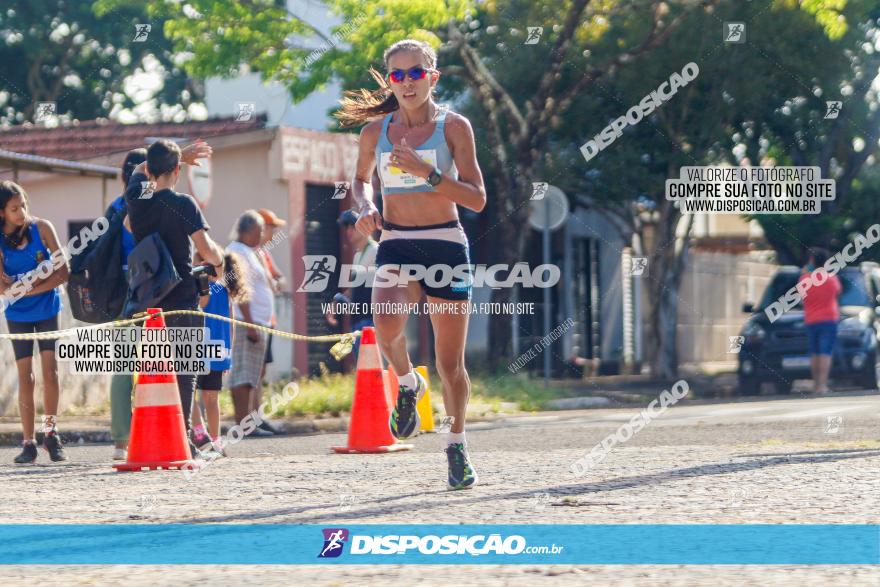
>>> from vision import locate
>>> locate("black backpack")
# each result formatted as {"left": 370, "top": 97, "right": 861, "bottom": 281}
{"left": 122, "top": 233, "right": 182, "bottom": 318}
{"left": 67, "top": 204, "right": 128, "bottom": 323}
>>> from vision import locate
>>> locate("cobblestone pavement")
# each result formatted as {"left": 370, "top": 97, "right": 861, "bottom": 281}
{"left": 1, "top": 393, "right": 878, "bottom": 585}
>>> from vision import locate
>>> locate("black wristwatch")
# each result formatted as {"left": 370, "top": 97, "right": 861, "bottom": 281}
{"left": 427, "top": 166, "right": 443, "bottom": 187}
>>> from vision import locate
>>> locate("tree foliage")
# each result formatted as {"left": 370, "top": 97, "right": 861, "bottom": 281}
{"left": 0, "top": 1, "right": 197, "bottom": 125}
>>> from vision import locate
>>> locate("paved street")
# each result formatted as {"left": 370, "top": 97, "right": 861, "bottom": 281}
{"left": 1, "top": 392, "right": 878, "bottom": 585}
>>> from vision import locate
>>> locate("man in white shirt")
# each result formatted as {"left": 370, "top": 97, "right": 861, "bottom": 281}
{"left": 227, "top": 210, "right": 275, "bottom": 435}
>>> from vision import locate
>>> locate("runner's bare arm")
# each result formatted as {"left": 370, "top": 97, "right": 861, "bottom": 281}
{"left": 22, "top": 219, "right": 68, "bottom": 296}
{"left": 352, "top": 121, "right": 384, "bottom": 237}
{"left": 428, "top": 114, "right": 486, "bottom": 212}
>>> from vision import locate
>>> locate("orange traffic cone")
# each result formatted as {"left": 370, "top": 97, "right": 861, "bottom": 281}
{"left": 114, "top": 308, "right": 193, "bottom": 471}
{"left": 333, "top": 327, "right": 412, "bottom": 454}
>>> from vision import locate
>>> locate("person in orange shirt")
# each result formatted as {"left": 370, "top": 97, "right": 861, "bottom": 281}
{"left": 798, "top": 248, "right": 841, "bottom": 394}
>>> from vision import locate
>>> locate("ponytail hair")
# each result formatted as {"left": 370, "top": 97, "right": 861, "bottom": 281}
{"left": 335, "top": 39, "right": 438, "bottom": 128}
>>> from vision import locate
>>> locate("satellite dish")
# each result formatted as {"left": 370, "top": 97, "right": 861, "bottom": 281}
{"left": 528, "top": 185, "right": 569, "bottom": 231}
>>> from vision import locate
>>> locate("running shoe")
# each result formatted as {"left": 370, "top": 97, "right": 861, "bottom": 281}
{"left": 258, "top": 420, "right": 284, "bottom": 435}
{"left": 390, "top": 371, "right": 426, "bottom": 440}
{"left": 200, "top": 444, "right": 224, "bottom": 461}
{"left": 188, "top": 440, "right": 205, "bottom": 460}
{"left": 113, "top": 447, "right": 128, "bottom": 461}
{"left": 210, "top": 439, "right": 228, "bottom": 457}
{"left": 14, "top": 441, "right": 38, "bottom": 464}
{"left": 247, "top": 426, "right": 273, "bottom": 438}
{"left": 446, "top": 443, "right": 478, "bottom": 490}
{"left": 43, "top": 433, "right": 67, "bottom": 462}
{"left": 191, "top": 430, "right": 212, "bottom": 451}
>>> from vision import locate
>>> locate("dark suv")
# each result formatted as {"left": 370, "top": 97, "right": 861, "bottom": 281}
{"left": 737, "top": 263, "right": 880, "bottom": 394}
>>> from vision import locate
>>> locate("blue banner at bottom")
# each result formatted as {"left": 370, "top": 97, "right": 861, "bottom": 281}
{"left": 0, "top": 525, "right": 877, "bottom": 565}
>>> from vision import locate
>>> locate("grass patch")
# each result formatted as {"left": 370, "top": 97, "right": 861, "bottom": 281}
{"left": 204, "top": 372, "right": 571, "bottom": 419}
{"left": 216, "top": 374, "right": 353, "bottom": 418}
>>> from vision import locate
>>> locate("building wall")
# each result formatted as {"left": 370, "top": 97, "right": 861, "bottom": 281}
{"left": 677, "top": 250, "right": 777, "bottom": 364}
{"left": 199, "top": 137, "right": 294, "bottom": 381}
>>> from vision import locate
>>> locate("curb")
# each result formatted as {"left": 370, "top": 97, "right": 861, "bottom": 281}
{"left": 0, "top": 416, "right": 352, "bottom": 447}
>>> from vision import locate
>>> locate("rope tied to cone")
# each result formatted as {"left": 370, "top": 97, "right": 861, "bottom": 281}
{"left": 0, "top": 309, "right": 360, "bottom": 360}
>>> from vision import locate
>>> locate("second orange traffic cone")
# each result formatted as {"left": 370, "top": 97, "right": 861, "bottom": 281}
{"left": 115, "top": 308, "right": 193, "bottom": 471}
{"left": 333, "top": 327, "right": 411, "bottom": 454}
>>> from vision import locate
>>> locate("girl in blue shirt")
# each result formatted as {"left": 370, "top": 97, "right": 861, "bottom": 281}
{"left": 191, "top": 252, "right": 251, "bottom": 452}
{"left": 0, "top": 181, "right": 68, "bottom": 464}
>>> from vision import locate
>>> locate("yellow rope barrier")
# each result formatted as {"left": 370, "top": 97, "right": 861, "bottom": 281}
{"left": 0, "top": 309, "right": 360, "bottom": 360}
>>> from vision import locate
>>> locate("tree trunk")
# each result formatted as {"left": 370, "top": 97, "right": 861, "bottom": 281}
{"left": 643, "top": 204, "right": 693, "bottom": 380}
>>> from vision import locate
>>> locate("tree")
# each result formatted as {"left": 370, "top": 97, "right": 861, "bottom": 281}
{"left": 0, "top": 1, "right": 198, "bottom": 126}
{"left": 545, "top": 0, "right": 879, "bottom": 377}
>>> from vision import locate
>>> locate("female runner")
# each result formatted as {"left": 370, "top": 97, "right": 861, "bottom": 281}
{"left": 337, "top": 39, "right": 486, "bottom": 489}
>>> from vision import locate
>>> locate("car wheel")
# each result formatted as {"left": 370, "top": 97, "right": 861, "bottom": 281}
{"left": 772, "top": 379, "right": 794, "bottom": 395}
{"left": 856, "top": 350, "right": 880, "bottom": 391}
{"left": 737, "top": 376, "right": 762, "bottom": 396}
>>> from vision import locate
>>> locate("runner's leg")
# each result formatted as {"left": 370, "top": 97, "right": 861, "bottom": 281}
{"left": 372, "top": 269, "right": 422, "bottom": 376}
{"left": 16, "top": 356, "right": 35, "bottom": 440}
{"left": 426, "top": 297, "right": 471, "bottom": 434}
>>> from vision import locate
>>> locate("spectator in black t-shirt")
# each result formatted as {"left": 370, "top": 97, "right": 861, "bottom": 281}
{"left": 124, "top": 139, "right": 224, "bottom": 441}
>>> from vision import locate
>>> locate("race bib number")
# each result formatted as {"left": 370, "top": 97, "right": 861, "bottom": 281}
{"left": 379, "top": 149, "right": 438, "bottom": 189}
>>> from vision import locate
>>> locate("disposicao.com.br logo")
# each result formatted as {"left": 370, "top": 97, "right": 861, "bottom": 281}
{"left": 317, "top": 528, "right": 563, "bottom": 558}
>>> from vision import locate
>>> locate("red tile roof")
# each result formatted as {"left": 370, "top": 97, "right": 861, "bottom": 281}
{"left": 0, "top": 115, "right": 267, "bottom": 162}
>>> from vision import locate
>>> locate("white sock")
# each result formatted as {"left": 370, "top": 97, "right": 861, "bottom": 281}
{"left": 41, "top": 415, "right": 57, "bottom": 434}
{"left": 398, "top": 371, "right": 417, "bottom": 390}
{"left": 447, "top": 431, "right": 466, "bottom": 446}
